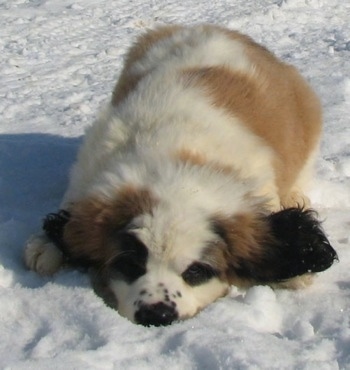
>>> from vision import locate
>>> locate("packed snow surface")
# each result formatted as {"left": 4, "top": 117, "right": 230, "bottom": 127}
{"left": 1, "top": 0, "right": 350, "bottom": 369}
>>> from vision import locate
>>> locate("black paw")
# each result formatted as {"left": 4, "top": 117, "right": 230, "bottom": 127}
{"left": 42, "top": 210, "right": 70, "bottom": 252}
{"left": 266, "top": 207, "right": 338, "bottom": 280}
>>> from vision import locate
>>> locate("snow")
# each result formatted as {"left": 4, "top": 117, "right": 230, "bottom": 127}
{"left": 0, "top": 0, "right": 350, "bottom": 368}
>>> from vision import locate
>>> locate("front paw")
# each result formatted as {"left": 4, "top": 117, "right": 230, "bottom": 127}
{"left": 24, "top": 234, "right": 63, "bottom": 275}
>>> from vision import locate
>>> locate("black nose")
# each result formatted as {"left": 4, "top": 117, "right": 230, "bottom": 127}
{"left": 135, "top": 302, "right": 178, "bottom": 327}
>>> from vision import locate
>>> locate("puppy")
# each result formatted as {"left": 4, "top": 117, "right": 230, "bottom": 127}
{"left": 24, "top": 24, "right": 337, "bottom": 326}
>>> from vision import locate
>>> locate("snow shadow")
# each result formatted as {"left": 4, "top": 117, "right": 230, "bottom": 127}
{"left": 0, "top": 133, "right": 81, "bottom": 216}
{"left": 0, "top": 133, "right": 81, "bottom": 286}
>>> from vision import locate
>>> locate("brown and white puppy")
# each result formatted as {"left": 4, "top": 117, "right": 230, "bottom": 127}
{"left": 24, "top": 24, "right": 337, "bottom": 327}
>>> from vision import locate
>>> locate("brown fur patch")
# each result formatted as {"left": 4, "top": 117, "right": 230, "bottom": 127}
{"left": 212, "top": 212, "right": 273, "bottom": 287}
{"left": 112, "top": 25, "right": 182, "bottom": 105}
{"left": 201, "top": 239, "right": 228, "bottom": 282}
{"left": 112, "top": 23, "right": 322, "bottom": 199}
{"left": 181, "top": 43, "right": 322, "bottom": 200}
{"left": 175, "top": 148, "right": 234, "bottom": 174}
{"left": 63, "top": 186, "right": 155, "bottom": 266}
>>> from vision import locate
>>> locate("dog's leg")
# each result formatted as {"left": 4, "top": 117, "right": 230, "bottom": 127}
{"left": 281, "top": 189, "right": 311, "bottom": 209}
{"left": 267, "top": 207, "right": 336, "bottom": 290}
{"left": 277, "top": 153, "right": 320, "bottom": 288}
{"left": 24, "top": 209, "right": 70, "bottom": 275}
{"left": 257, "top": 181, "right": 282, "bottom": 212}
{"left": 280, "top": 149, "right": 318, "bottom": 209}
{"left": 24, "top": 234, "right": 64, "bottom": 275}
{"left": 272, "top": 273, "right": 315, "bottom": 290}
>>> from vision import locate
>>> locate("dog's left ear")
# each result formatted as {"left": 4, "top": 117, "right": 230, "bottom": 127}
{"left": 214, "top": 208, "right": 338, "bottom": 285}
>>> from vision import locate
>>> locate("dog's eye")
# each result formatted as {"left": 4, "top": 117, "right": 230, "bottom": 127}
{"left": 182, "top": 262, "right": 218, "bottom": 286}
{"left": 110, "top": 231, "right": 148, "bottom": 283}
{"left": 111, "top": 256, "right": 146, "bottom": 283}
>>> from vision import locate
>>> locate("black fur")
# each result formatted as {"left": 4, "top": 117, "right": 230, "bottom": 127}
{"left": 267, "top": 208, "right": 338, "bottom": 278}
{"left": 236, "top": 208, "right": 338, "bottom": 283}
{"left": 181, "top": 262, "right": 219, "bottom": 286}
{"left": 135, "top": 302, "right": 178, "bottom": 327}
{"left": 42, "top": 210, "right": 71, "bottom": 257}
{"left": 109, "top": 232, "right": 149, "bottom": 283}
{"left": 43, "top": 210, "right": 95, "bottom": 269}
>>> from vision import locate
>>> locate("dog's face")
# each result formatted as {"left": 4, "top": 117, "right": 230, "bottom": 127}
{"left": 50, "top": 185, "right": 337, "bottom": 327}
{"left": 105, "top": 211, "right": 231, "bottom": 326}
{"left": 62, "top": 186, "right": 234, "bottom": 325}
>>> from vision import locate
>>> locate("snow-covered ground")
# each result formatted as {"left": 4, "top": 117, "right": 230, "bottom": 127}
{"left": 1, "top": 0, "right": 350, "bottom": 368}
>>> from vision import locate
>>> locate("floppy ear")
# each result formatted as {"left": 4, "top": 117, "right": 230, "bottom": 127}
{"left": 42, "top": 198, "right": 113, "bottom": 268}
{"left": 42, "top": 186, "right": 155, "bottom": 268}
{"left": 214, "top": 208, "right": 338, "bottom": 285}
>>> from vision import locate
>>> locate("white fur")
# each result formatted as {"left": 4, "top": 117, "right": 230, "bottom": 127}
{"left": 61, "top": 26, "right": 276, "bottom": 208}
{"left": 24, "top": 25, "right": 317, "bottom": 323}
{"left": 130, "top": 25, "right": 253, "bottom": 79}
{"left": 25, "top": 25, "right": 277, "bottom": 304}
{"left": 24, "top": 235, "right": 63, "bottom": 276}
{"left": 112, "top": 255, "right": 229, "bottom": 321}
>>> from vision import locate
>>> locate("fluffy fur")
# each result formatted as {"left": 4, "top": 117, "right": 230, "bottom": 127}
{"left": 24, "top": 24, "right": 337, "bottom": 326}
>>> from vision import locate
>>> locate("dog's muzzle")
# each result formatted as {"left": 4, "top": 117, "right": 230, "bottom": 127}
{"left": 135, "top": 302, "right": 178, "bottom": 326}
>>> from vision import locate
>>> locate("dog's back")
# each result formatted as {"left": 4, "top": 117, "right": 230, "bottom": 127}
{"left": 98, "top": 24, "right": 321, "bottom": 209}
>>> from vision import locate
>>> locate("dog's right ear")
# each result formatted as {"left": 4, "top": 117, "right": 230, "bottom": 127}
{"left": 44, "top": 198, "right": 113, "bottom": 268}
{"left": 42, "top": 200, "right": 111, "bottom": 268}
{"left": 42, "top": 200, "right": 129, "bottom": 268}
{"left": 46, "top": 186, "right": 156, "bottom": 268}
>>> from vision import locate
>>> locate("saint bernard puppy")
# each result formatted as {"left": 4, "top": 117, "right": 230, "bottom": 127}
{"left": 24, "top": 24, "right": 337, "bottom": 326}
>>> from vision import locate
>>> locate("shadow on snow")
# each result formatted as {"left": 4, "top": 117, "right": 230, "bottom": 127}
{"left": 0, "top": 133, "right": 82, "bottom": 287}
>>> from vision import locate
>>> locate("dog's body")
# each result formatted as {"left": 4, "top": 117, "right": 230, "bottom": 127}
{"left": 25, "top": 24, "right": 337, "bottom": 326}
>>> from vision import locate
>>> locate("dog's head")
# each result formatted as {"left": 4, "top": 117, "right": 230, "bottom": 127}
{"left": 45, "top": 184, "right": 337, "bottom": 327}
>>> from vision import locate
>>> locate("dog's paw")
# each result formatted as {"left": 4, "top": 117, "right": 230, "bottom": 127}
{"left": 272, "top": 273, "right": 315, "bottom": 290}
{"left": 24, "top": 234, "right": 63, "bottom": 275}
{"left": 281, "top": 191, "right": 311, "bottom": 209}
